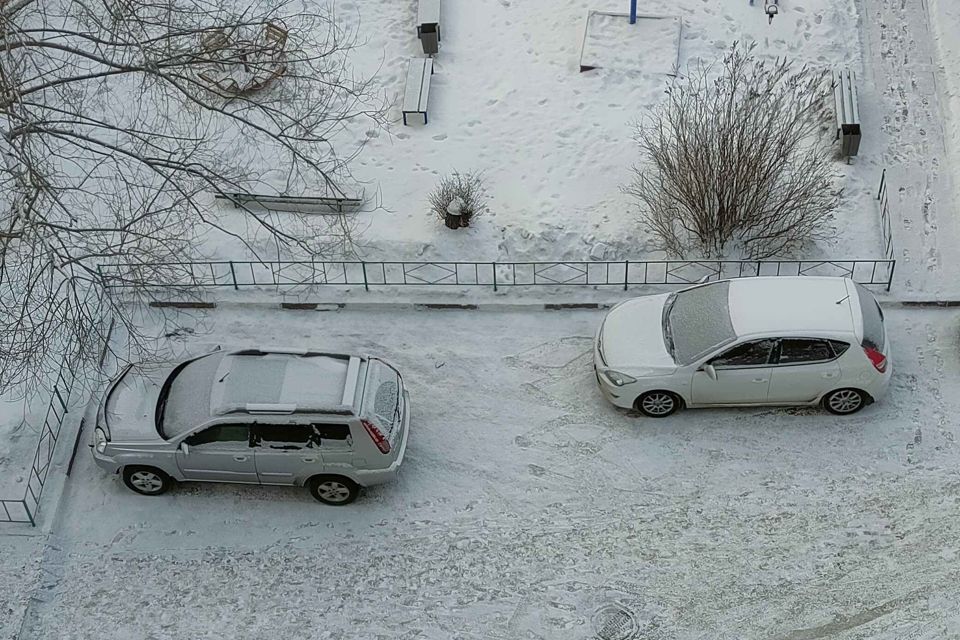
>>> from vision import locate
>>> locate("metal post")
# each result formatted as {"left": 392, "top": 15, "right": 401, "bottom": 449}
{"left": 362, "top": 262, "right": 369, "bottom": 292}
{"left": 886, "top": 260, "right": 896, "bottom": 292}
{"left": 623, "top": 260, "right": 629, "bottom": 291}
{"left": 629, "top": 0, "right": 637, "bottom": 24}
{"left": 229, "top": 261, "right": 238, "bottom": 290}
{"left": 492, "top": 262, "right": 498, "bottom": 292}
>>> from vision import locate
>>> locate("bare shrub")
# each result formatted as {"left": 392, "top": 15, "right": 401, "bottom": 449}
{"left": 428, "top": 171, "right": 488, "bottom": 229}
{"left": 624, "top": 43, "right": 841, "bottom": 259}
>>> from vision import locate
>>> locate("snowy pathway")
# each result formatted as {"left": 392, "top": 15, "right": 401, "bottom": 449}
{"left": 12, "top": 307, "right": 960, "bottom": 639}
{"left": 860, "top": 0, "right": 960, "bottom": 299}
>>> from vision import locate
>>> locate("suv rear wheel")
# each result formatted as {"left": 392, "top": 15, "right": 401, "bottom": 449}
{"left": 308, "top": 475, "right": 360, "bottom": 506}
{"left": 122, "top": 466, "right": 172, "bottom": 496}
{"left": 822, "top": 388, "right": 868, "bottom": 415}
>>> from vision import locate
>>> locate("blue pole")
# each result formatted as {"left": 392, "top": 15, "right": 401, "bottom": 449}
{"left": 630, "top": 0, "right": 637, "bottom": 24}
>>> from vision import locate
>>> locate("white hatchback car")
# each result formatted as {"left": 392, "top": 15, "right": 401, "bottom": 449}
{"left": 594, "top": 276, "right": 891, "bottom": 417}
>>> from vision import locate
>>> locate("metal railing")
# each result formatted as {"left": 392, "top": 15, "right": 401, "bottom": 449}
{"left": 99, "top": 257, "right": 896, "bottom": 292}
{"left": 0, "top": 311, "right": 113, "bottom": 526}
{"left": 0, "top": 363, "right": 75, "bottom": 525}
{"left": 877, "top": 168, "right": 896, "bottom": 262}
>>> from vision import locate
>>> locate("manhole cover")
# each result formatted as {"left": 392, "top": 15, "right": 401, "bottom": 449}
{"left": 592, "top": 604, "right": 639, "bottom": 640}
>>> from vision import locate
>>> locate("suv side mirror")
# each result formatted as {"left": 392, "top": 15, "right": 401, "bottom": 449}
{"left": 703, "top": 364, "right": 718, "bottom": 381}
{"left": 180, "top": 442, "right": 190, "bottom": 455}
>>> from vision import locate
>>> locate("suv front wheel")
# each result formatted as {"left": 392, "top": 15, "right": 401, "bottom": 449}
{"left": 308, "top": 475, "right": 360, "bottom": 506}
{"left": 122, "top": 466, "right": 172, "bottom": 496}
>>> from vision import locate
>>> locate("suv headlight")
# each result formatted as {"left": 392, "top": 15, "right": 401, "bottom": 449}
{"left": 94, "top": 427, "right": 108, "bottom": 454}
{"left": 603, "top": 370, "right": 637, "bottom": 387}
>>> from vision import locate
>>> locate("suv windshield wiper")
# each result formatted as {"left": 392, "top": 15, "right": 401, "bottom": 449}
{"left": 154, "top": 360, "right": 191, "bottom": 438}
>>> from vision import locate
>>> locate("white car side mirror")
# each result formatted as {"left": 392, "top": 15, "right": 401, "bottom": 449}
{"left": 180, "top": 442, "right": 190, "bottom": 455}
{"left": 704, "top": 364, "right": 718, "bottom": 381}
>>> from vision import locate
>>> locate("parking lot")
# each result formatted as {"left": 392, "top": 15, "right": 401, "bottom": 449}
{"left": 17, "top": 306, "right": 960, "bottom": 639}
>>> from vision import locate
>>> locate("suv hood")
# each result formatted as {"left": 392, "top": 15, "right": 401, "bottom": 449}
{"left": 600, "top": 294, "right": 678, "bottom": 372}
{"left": 104, "top": 364, "right": 174, "bottom": 443}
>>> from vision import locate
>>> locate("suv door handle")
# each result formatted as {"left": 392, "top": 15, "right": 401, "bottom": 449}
{"left": 301, "top": 457, "right": 318, "bottom": 463}
{"left": 234, "top": 455, "right": 248, "bottom": 462}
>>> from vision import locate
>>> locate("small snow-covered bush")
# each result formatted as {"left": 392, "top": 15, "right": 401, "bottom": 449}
{"left": 429, "top": 171, "right": 488, "bottom": 229}
{"left": 625, "top": 43, "right": 840, "bottom": 259}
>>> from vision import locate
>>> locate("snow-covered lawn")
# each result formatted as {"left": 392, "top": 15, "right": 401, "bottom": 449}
{"left": 206, "top": 0, "right": 887, "bottom": 264}
{"left": 12, "top": 306, "right": 960, "bottom": 639}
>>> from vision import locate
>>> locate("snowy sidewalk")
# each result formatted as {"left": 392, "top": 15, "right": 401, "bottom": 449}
{"left": 10, "top": 306, "right": 960, "bottom": 639}
{"left": 861, "top": 0, "right": 960, "bottom": 299}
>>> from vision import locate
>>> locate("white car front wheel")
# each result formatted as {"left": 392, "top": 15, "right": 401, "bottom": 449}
{"left": 635, "top": 391, "right": 681, "bottom": 418}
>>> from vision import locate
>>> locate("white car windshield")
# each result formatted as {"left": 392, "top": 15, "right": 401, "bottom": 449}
{"left": 664, "top": 281, "right": 737, "bottom": 365}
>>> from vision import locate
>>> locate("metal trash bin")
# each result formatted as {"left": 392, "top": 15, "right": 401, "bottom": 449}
{"left": 420, "top": 23, "right": 439, "bottom": 55}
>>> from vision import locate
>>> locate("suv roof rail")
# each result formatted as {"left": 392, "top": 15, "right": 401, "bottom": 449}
{"left": 229, "top": 348, "right": 352, "bottom": 360}
{"left": 220, "top": 403, "right": 355, "bottom": 416}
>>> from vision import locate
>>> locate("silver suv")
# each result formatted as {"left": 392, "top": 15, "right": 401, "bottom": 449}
{"left": 87, "top": 348, "right": 410, "bottom": 505}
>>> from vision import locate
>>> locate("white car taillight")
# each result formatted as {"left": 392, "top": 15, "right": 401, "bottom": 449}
{"left": 863, "top": 346, "right": 887, "bottom": 373}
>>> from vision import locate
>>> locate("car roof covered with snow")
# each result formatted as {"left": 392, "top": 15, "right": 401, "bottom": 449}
{"left": 725, "top": 276, "right": 859, "bottom": 338}
{"left": 163, "top": 349, "right": 361, "bottom": 437}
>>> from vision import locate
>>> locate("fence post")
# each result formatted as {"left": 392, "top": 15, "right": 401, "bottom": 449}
{"left": 24, "top": 502, "right": 34, "bottom": 527}
{"left": 228, "top": 261, "right": 238, "bottom": 290}
{"left": 886, "top": 260, "right": 896, "bottom": 292}
{"left": 877, "top": 168, "right": 886, "bottom": 200}
{"left": 492, "top": 262, "right": 497, "bottom": 292}
{"left": 362, "top": 262, "right": 369, "bottom": 292}
{"left": 623, "top": 260, "right": 629, "bottom": 291}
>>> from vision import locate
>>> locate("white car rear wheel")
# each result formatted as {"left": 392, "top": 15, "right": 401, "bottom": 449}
{"left": 823, "top": 388, "right": 867, "bottom": 415}
{"left": 635, "top": 391, "right": 681, "bottom": 418}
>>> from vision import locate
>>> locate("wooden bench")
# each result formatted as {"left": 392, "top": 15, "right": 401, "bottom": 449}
{"left": 833, "top": 69, "right": 861, "bottom": 158}
{"left": 402, "top": 57, "right": 434, "bottom": 125}
{"left": 214, "top": 192, "right": 362, "bottom": 213}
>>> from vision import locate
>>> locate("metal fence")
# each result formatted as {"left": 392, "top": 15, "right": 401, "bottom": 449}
{"left": 0, "top": 313, "right": 112, "bottom": 526}
{"left": 877, "top": 168, "right": 896, "bottom": 262}
{"left": 0, "top": 363, "right": 75, "bottom": 525}
{"left": 99, "top": 257, "right": 896, "bottom": 292}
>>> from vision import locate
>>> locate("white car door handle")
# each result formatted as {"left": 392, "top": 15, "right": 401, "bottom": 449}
{"left": 301, "top": 457, "right": 317, "bottom": 463}
{"left": 752, "top": 378, "right": 768, "bottom": 383}
{"left": 822, "top": 372, "right": 837, "bottom": 378}
{"left": 234, "top": 455, "right": 248, "bottom": 462}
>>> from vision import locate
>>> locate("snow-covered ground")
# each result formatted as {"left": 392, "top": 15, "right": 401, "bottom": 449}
{"left": 203, "top": 0, "right": 889, "bottom": 265}
{"left": 9, "top": 305, "right": 960, "bottom": 639}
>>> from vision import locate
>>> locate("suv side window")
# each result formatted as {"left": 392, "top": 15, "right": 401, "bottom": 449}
{"left": 253, "top": 424, "right": 319, "bottom": 450}
{"left": 183, "top": 424, "right": 250, "bottom": 448}
{"left": 777, "top": 339, "right": 834, "bottom": 365}
{"left": 311, "top": 423, "right": 353, "bottom": 449}
{"left": 709, "top": 339, "right": 776, "bottom": 368}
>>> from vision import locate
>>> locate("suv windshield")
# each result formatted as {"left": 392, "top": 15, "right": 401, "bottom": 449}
{"left": 666, "top": 281, "right": 737, "bottom": 365}
{"left": 156, "top": 352, "right": 223, "bottom": 438}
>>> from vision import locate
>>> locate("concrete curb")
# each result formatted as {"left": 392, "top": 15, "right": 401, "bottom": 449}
{"left": 150, "top": 299, "right": 623, "bottom": 312}
{"left": 137, "top": 298, "right": 960, "bottom": 312}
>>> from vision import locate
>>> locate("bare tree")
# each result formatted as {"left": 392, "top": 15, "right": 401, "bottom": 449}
{"left": 624, "top": 43, "right": 840, "bottom": 260}
{"left": 0, "top": 0, "right": 388, "bottom": 393}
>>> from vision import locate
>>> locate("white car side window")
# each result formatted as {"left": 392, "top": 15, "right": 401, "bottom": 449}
{"left": 710, "top": 339, "right": 776, "bottom": 368}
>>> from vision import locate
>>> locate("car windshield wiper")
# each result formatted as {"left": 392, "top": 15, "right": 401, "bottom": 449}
{"left": 154, "top": 360, "right": 191, "bottom": 438}
{"left": 662, "top": 294, "right": 677, "bottom": 359}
